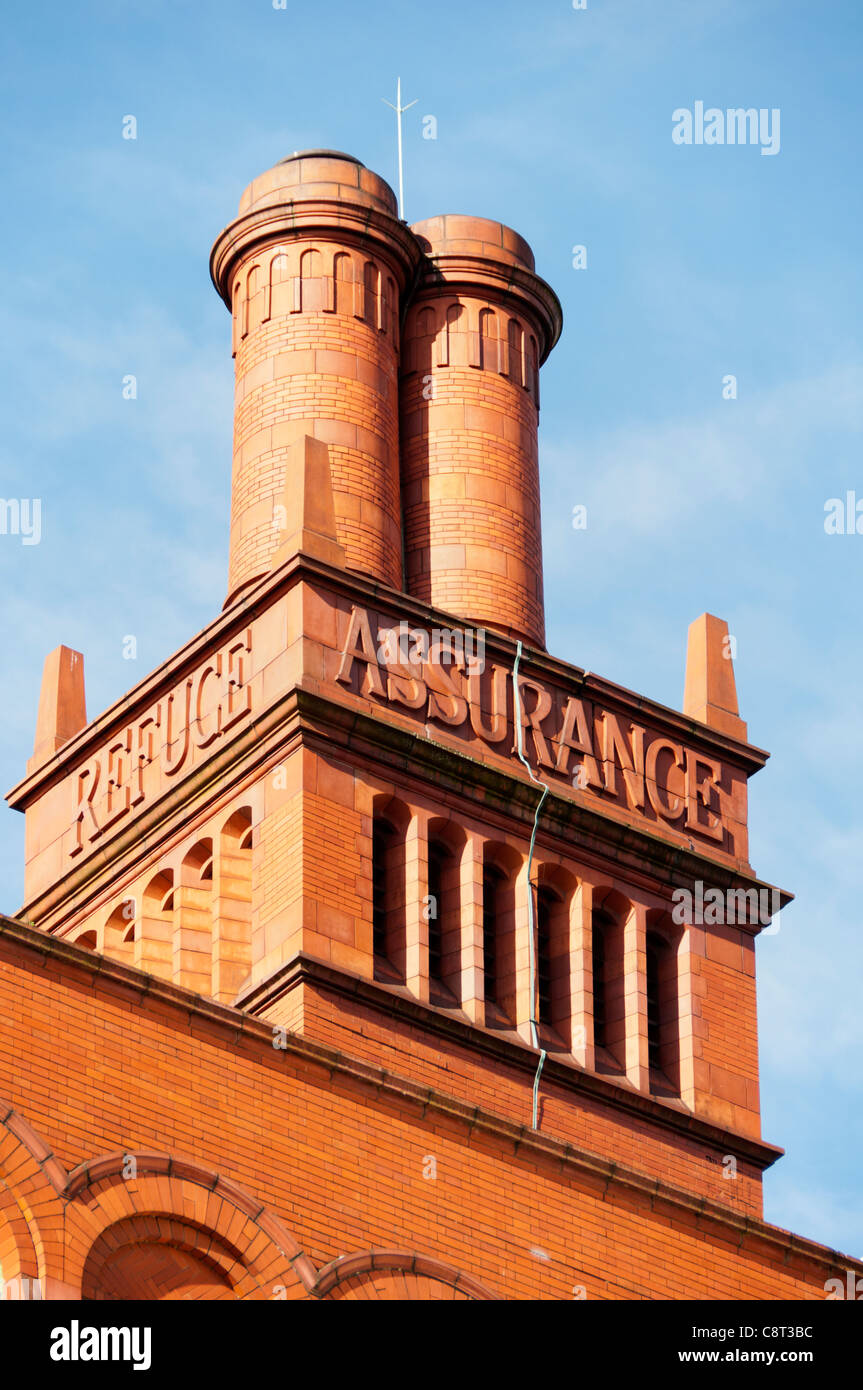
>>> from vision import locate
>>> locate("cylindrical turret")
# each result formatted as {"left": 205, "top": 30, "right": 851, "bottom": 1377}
{"left": 399, "top": 216, "right": 562, "bottom": 648}
{"left": 211, "top": 151, "right": 421, "bottom": 605}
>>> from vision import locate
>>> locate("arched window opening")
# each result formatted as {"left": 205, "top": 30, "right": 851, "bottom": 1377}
{"left": 333, "top": 251, "right": 353, "bottom": 315}
{"left": 425, "top": 828, "right": 463, "bottom": 1005}
{"left": 592, "top": 914, "right": 607, "bottom": 1050}
{"left": 536, "top": 886, "right": 555, "bottom": 1028}
{"left": 373, "top": 817, "right": 395, "bottom": 964}
{"left": 372, "top": 807, "right": 407, "bottom": 984}
{"left": 591, "top": 899, "right": 627, "bottom": 1075}
{"left": 364, "top": 261, "right": 381, "bottom": 330}
{"left": 478, "top": 308, "right": 498, "bottom": 372}
{"left": 139, "top": 869, "right": 175, "bottom": 981}
{"left": 74, "top": 929, "right": 97, "bottom": 951}
{"left": 481, "top": 848, "right": 519, "bottom": 1025}
{"left": 269, "top": 251, "right": 291, "bottom": 316}
{"left": 175, "top": 838, "right": 215, "bottom": 993}
{"left": 145, "top": 869, "right": 174, "bottom": 915}
{"left": 297, "top": 252, "right": 321, "bottom": 315}
{"left": 104, "top": 902, "right": 135, "bottom": 963}
{"left": 442, "top": 302, "right": 462, "bottom": 367}
{"left": 533, "top": 869, "right": 575, "bottom": 1047}
{"left": 482, "top": 864, "right": 503, "bottom": 1006}
{"left": 507, "top": 318, "right": 524, "bottom": 387}
{"left": 427, "top": 840, "right": 447, "bottom": 987}
{"left": 529, "top": 335, "right": 540, "bottom": 405}
{"left": 646, "top": 932, "right": 663, "bottom": 1072}
{"left": 184, "top": 839, "right": 213, "bottom": 883}
{"left": 384, "top": 275, "right": 396, "bottom": 341}
{"left": 223, "top": 805, "right": 252, "bottom": 846}
{"left": 645, "top": 916, "right": 681, "bottom": 1094}
{"left": 243, "top": 264, "right": 259, "bottom": 337}
{"left": 215, "top": 808, "right": 253, "bottom": 1004}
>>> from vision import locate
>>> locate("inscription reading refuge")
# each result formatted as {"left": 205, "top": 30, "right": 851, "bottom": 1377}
{"left": 69, "top": 631, "right": 252, "bottom": 857}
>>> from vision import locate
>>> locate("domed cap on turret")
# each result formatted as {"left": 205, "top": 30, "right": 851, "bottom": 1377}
{"left": 410, "top": 214, "right": 562, "bottom": 360}
{"left": 210, "top": 150, "right": 417, "bottom": 308}
{"left": 237, "top": 150, "right": 398, "bottom": 219}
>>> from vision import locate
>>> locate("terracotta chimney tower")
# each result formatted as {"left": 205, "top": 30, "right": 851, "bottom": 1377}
{"left": 210, "top": 151, "right": 420, "bottom": 606}
{"left": 399, "top": 216, "right": 562, "bottom": 648}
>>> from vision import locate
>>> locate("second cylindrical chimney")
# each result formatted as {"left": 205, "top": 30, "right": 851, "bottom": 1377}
{"left": 399, "top": 216, "right": 562, "bottom": 648}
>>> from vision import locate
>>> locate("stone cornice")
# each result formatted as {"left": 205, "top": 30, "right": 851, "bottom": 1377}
{"left": 6, "top": 550, "right": 769, "bottom": 816}
{"left": 239, "top": 951, "right": 784, "bottom": 1171}
{"left": 209, "top": 199, "right": 422, "bottom": 307}
{"left": 294, "top": 687, "right": 790, "bottom": 916}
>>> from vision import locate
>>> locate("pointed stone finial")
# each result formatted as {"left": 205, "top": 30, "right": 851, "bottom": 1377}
{"left": 270, "top": 436, "right": 346, "bottom": 572}
{"left": 683, "top": 614, "right": 747, "bottom": 741}
{"left": 28, "top": 646, "right": 87, "bottom": 773}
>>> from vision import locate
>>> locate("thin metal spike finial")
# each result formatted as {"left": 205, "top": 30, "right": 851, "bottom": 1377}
{"left": 381, "top": 76, "right": 417, "bottom": 219}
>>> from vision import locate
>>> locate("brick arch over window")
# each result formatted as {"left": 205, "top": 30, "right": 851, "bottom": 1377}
{"left": 0, "top": 1101, "right": 67, "bottom": 1292}
{"left": 63, "top": 1152, "right": 317, "bottom": 1301}
{"left": 311, "top": 1250, "right": 499, "bottom": 1300}
{"left": 82, "top": 1217, "right": 237, "bottom": 1300}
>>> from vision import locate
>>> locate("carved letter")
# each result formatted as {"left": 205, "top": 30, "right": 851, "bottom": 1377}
{"left": 103, "top": 730, "right": 132, "bottom": 830}
{"left": 685, "top": 750, "right": 724, "bottom": 841}
{"left": 599, "top": 713, "right": 645, "bottom": 810}
{"left": 69, "top": 757, "right": 102, "bottom": 856}
{"left": 131, "top": 710, "right": 160, "bottom": 808}
{"left": 336, "top": 606, "right": 385, "bottom": 697}
{"left": 222, "top": 630, "right": 253, "bottom": 734}
{"left": 193, "top": 656, "right": 222, "bottom": 749}
{"left": 162, "top": 679, "right": 192, "bottom": 776}
{"left": 553, "top": 696, "right": 601, "bottom": 786}
{"left": 425, "top": 646, "right": 469, "bottom": 727}
{"left": 515, "top": 676, "right": 556, "bottom": 769}
{"left": 468, "top": 663, "right": 508, "bottom": 742}
{"left": 645, "top": 737, "right": 686, "bottom": 820}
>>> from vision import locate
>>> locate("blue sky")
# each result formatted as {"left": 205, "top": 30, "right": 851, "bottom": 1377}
{"left": 1, "top": 0, "right": 861, "bottom": 1262}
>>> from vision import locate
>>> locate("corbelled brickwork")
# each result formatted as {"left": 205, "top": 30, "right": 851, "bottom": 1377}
{"left": 2, "top": 149, "right": 855, "bottom": 1301}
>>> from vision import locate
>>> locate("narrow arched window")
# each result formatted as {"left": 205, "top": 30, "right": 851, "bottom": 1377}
{"left": 646, "top": 932, "right": 662, "bottom": 1072}
{"left": 536, "top": 886, "right": 556, "bottom": 1027}
{"left": 299, "top": 247, "right": 323, "bottom": 312}
{"left": 645, "top": 925, "right": 680, "bottom": 1092}
{"left": 427, "top": 840, "right": 448, "bottom": 987}
{"left": 478, "top": 308, "right": 498, "bottom": 372}
{"left": 372, "top": 816, "right": 396, "bottom": 965}
{"left": 364, "top": 260, "right": 381, "bottom": 330}
{"left": 333, "top": 251, "right": 353, "bottom": 315}
{"left": 482, "top": 864, "right": 503, "bottom": 1004}
{"left": 370, "top": 810, "right": 407, "bottom": 983}
{"left": 592, "top": 910, "right": 610, "bottom": 1051}
{"left": 508, "top": 318, "right": 524, "bottom": 387}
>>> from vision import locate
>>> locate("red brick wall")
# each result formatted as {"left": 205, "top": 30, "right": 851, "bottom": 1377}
{"left": 1, "top": 922, "right": 857, "bottom": 1301}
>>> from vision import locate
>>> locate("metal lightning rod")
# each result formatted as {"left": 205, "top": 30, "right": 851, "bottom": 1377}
{"left": 382, "top": 77, "right": 417, "bottom": 220}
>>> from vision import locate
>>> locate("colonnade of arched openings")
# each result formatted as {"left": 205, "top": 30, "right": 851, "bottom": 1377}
{"left": 370, "top": 795, "right": 684, "bottom": 1097}
{"left": 69, "top": 807, "right": 254, "bottom": 1006}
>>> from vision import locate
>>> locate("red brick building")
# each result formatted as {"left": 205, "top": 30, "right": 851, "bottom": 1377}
{"left": 1, "top": 151, "right": 858, "bottom": 1301}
